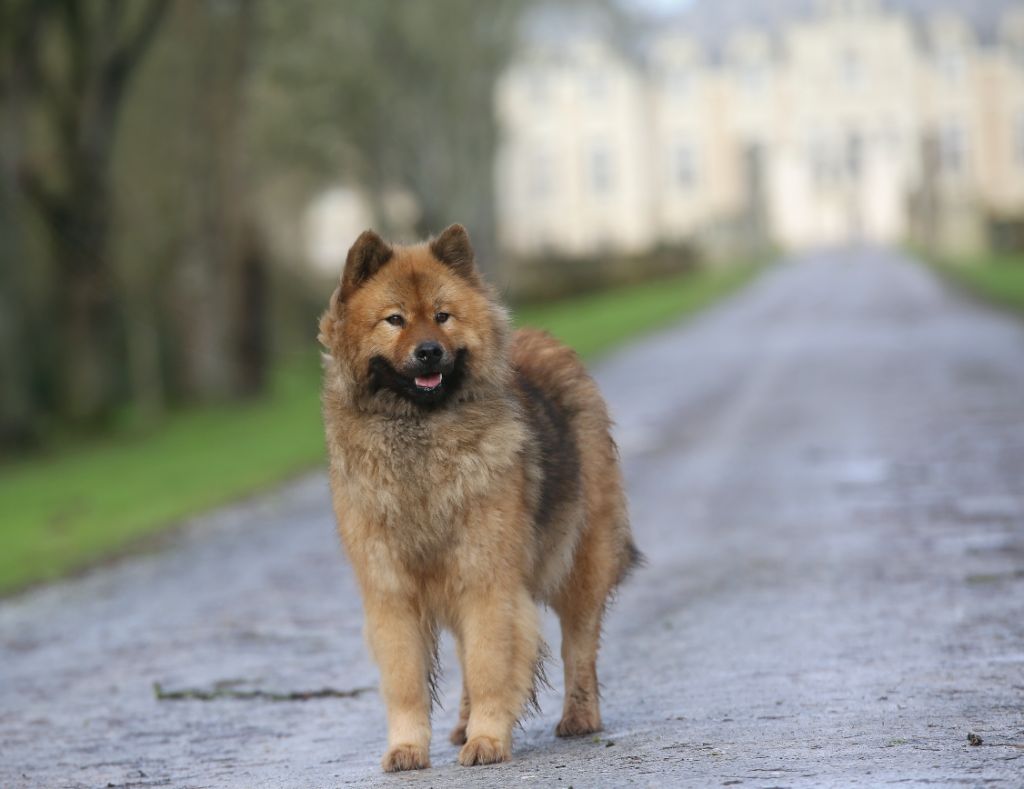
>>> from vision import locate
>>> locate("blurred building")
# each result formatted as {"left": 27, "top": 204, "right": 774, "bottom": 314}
{"left": 303, "top": 186, "right": 420, "bottom": 277}
{"left": 496, "top": 0, "right": 1024, "bottom": 257}
{"left": 304, "top": 187, "right": 374, "bottom": 276}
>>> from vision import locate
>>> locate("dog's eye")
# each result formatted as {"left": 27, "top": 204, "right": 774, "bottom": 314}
{"left": 435, "top": 312, "right": 450, "bottom": 324}
{"left": 385, "top": 314, "right": 405, "bottom": 327}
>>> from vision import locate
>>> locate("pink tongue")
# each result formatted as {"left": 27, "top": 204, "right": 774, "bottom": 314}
{"left": 415, "top": 372, "right": 442, "bottom": 389}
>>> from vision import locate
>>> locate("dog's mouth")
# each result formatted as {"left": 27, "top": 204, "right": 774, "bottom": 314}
{"left": 368, "top": 350, "right": 468, "bottom": 409}
{"left": 414, "top": 372, "right": 443, "bottom": 391}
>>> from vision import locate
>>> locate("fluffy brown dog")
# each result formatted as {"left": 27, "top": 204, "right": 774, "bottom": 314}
{"left": 318, "top": 224, "right": 640, "bottom": 772}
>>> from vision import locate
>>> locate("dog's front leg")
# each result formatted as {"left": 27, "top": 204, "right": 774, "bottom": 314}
{"left": 457, "top": 584, "right": 540, "bottom": 766}
{"left": 364, "top": 592, "right": 433, "bottom": 772}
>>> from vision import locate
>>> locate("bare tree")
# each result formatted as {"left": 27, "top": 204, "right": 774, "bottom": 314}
{"left": 256, "top": 0, "right": 536, "bottom": 271}
{"left": 170, "top": 0, "right": 264, "bottom": 402}
{"left": 10, "top": 0, "right": 169, "bottom": 424}
{"left": 0, "top": 1, "right": 36, "bottom": 447}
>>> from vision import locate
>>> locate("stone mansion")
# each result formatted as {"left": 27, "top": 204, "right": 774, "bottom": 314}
{"left": 494, "top": 0, "right": 1024, "bottom": 257}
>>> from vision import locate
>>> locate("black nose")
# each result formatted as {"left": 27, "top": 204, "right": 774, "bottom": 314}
{"left": 414, "top": 341, "right": 444, "bottom": 364}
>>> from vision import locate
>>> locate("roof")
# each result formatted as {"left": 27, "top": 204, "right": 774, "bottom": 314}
{"left": 656, "top": 0, "right": 1021, "bottom": 54}
{"left": 517, "top": 0, "right": 1022, "bottom": 68}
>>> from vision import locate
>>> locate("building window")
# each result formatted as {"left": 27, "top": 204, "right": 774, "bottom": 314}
{"left": 739, "top": 61, "right": 766, "bottom": 95}
{"left": 845, "top": 131, "right": 863, "bottom": 179}
{"left": 588, "top": 144, "right": 614, "bottom": 195}
{"left": 527, "top": 70, "right": 548, "bottom": 105}
{"left": 529, "top": 149, "right": 553, "bottom": 199}
{"left": 668, "top": 66, "right": 689, "bottom": 100}
{"left": 672, "top": 141, "right": 697, "bottom": 189}
{"left": 939, "top": 50, "right": 966, "bottom": 83}
{"left": 939, "top": 120, "right": 967, "bottom": 174}
{"left": 878, "top": 119, "right": 900, "bottom": 152}
{"left": 809, "top": 140, "right": 828, "bottom": 187}
{"left": 841, "top": 48, "right": 862, "bottom": 88}
{"left": 1016, "top": 110, "right": 1024, "bottom": 166}
{"left": 584, "top": 69, "right": 608, "bottom": 101}
{"left": 807, "top": 128, "right": 833, "bottom": 187}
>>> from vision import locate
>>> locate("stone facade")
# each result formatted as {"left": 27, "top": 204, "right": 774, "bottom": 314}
{"left": 496, "top": 0, "right": 1024, "bottom": 256}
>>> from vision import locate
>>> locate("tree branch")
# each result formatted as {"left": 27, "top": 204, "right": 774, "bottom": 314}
{"left": 101, "top": 0, "right": 128, "bottom": 42}
{"left": 108, "top": 0, "right": 169, "bottom": 81}
{"left": 16, "top": 163, "right": 67, "bottom": 227}
{"left": 9, "top": 0, "right": 55, "bottom": 97}
{"left": 86, "top": 0, "right": 168, "bottom": 154}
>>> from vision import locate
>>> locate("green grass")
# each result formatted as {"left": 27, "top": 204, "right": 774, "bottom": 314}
{"left": 0, "top": 262, "right": 762, "bottom": 595}
{"left": 0, "top": 359, "right": 326, "bottom": 595}
{"left": 931, "top": 252, "right": 1024, "bottom": 315}
{"left": 514, "top": 263, "right": 761, "bottom": 360}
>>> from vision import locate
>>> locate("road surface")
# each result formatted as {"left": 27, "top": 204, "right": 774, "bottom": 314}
{"left": 2, "top": 248, "right": 1023, "bottom": 787}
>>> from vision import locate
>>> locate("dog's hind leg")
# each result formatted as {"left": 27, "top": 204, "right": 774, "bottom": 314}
{"left": 553, "top": 595, "right": 605, "bottom": 735}
{"left": 552, "top": 521, "right": 621, "bottom": 738}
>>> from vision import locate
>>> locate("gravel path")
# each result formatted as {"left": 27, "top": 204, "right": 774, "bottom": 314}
{"left": 2, "top": 247, "right": 1023, "bottom": 788}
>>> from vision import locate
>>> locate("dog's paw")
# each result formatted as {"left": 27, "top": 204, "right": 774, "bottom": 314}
{"left": 381, "top": 743, "right": 430, "bottom": 772}
{"left": 555, "top": 709, "right": 602, "bottom": 738}
{"left": 458, "top": 735, "right": 509, "bottom": 766}
{"left": 449, "top": 721, "right": 468, "bottom": 746}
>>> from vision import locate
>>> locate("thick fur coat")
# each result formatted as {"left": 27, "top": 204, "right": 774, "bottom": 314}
{"left": 318, "top": 224, "right": 639, "bottom": 771}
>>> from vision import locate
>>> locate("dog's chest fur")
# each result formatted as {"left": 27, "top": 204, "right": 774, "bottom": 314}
{"left": 329, "top": 401, "right": 527, "bottom": 564}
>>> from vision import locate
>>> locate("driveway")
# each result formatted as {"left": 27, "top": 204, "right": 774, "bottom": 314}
{"left": 2, "top": 247, "right": 1023, "bottom": 787}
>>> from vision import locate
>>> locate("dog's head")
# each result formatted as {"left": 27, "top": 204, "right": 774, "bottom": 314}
{"left": 319, "top": 224, "right": 509, "bottom": 410}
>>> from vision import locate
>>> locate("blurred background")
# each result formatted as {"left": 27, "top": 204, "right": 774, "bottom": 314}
{"left": 2, "top": 0, "right": 1023, "bottom": 595}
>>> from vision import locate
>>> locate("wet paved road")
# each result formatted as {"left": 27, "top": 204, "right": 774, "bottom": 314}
{"left": 3, "top": 248, "right": 1024, "bottom": 788}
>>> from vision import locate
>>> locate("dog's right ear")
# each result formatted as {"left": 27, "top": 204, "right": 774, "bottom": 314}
{"left": 319, "top": 230, "right": 393, "bottom": 350}
{"left": 340, "top": 229, "right": 393, "bottom": 301}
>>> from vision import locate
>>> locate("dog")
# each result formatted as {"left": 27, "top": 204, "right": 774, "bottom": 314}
{"left": 318, "top": 224, "right": 640, "bottom": 771}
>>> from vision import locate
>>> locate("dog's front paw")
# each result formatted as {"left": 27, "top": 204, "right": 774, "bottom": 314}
{"left": 555, "top": 708, "right": 602, "bottom": 738}
{"left": 458, "top": 735, "right": 509, "bottom": 766}
{"left": 382, "top": 743, "right": 430, "bottom": 772}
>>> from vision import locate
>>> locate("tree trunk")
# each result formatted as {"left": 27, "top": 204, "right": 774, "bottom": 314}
{"left": 234, "top": 226, "right": 269, "bottom": 397}
{"left": 122, "top": 280, "right": 165, "bottom": 426}
{"left": 174, "top": 0, "right": 261, "bottom": 402}
{"left": 0, "top": 168, "right": 36, "bottom": 449}
{"left": 52, "top": 170, "right": 120, "bottom": 424}
{"left": 0, "top": 2, "right": 42, "bottom": 447}
{"left": 11, "top": 0, "right": 170, "bottom": 427}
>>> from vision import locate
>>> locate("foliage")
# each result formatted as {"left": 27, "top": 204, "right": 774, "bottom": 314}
{"left": 934, "top": 253, "right": 1024, "bottom": 315}
{"left": 0, "top": 262, "right": 761, "bottom": 595}
{"left": 0, "top": 354, "right": 324, "bottom": 595}
{"left": 253, "top": 0, "right": 538, "bottom": 266}
{"left": 505, "top": 241, "right": 702, "bottom": 303}
{"left": 0, "top": 0, "right": 553, "bottom": 454}
{"left": 1, "top": 0, "right": 172, "bottom": 427}
{"left": 516, "top": 262, "right": 763, "bottom": 359}
{"left": 0, "top": 0, "right": 271, "bottom": 445}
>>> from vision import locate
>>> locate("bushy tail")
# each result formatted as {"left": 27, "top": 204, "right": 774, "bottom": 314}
{"left": 616, "top": 537, "right": 645, "bottom": 586}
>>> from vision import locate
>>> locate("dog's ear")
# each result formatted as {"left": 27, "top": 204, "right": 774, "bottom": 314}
{"left": 340, "top": 229, "right": 393, "bottom": 300}
{"left": 430, "top": 224, "right": 479, "bottom": 282}
{"left": 320, "top": 230, "right": 392, "bottom": 350}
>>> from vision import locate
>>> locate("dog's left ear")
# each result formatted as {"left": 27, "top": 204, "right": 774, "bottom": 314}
{"left": 430, "top": 224, "right": 480, "bottom": 283}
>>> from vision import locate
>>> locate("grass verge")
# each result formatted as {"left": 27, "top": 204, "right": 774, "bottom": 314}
{"left": 928, "top": 251, "right": 1024, "bottom": 315}
{"left": 0, "top": 360, "right": 325, "bottom": 595}
{"left": 515, "top": 263, "right": 761, "bottom": 360}
{"left": 0, "top": 261, "right": 763, "bottom": 595}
